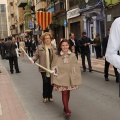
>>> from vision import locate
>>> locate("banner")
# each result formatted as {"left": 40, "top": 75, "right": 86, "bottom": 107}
{"left": 36, "top": 11, "right": 52, "bottom": 30}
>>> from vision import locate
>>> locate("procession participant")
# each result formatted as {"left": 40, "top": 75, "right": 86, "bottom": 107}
{"left": 4, "top": 37, "right": 21, "bottom": 74}
{"left": 31, "top": 32, "right": 56, "bottom": 103}
{"left": 19, "top": 37, "right": 26, "bottom": 59}
{"left": 79, "top": 32, "right": 92, "bottom": 72}
{"left": 51, "top": 39, "right": 82, "bottom": 116}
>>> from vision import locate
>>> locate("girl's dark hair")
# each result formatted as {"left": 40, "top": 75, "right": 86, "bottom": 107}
{"left": 57, "top": 39, "right": 71, "bottom": 55}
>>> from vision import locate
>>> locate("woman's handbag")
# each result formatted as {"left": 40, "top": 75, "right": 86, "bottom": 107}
{"left": 4, "top": 43, "right": 13, "bottom": 60}
{"left": 4, "top": 52, "right": 12, "bottom": 60}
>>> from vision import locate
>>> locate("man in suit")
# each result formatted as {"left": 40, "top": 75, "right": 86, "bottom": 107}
{"left": 102, "top": 28, "right": 118, "bottom": 82}
{"left": 69, "top": 32, "right": 80, "bottom": 59}
{"left": 79, "top": 32, "right": 92, "bottom": 72}
{"left": 4, "top": 37, "right": 21, "bottom": 74}
{"left": 27, "top": 37, "right": 32, "bottom": 57}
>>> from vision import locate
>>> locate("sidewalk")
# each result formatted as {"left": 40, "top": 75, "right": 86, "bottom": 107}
{"left": 0, "top": 60, "right": 28, "bottom": 120}
{"left": 78, "top": 56, "right": 115, "bottom": 76}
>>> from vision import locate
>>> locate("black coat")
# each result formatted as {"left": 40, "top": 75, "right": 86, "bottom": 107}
{"left": 4, "top": 40, "right": 17, "bottom": 56}
{"left": 102, "top": 35, "right": 109, "bottom": 56}
{"left": 31, "top": 41, "right": 36, "bottom": 51}
{"left": 69, "top": 39, "right": 80, "bottom": 54}
{"left": 79, "top": 37, "right": 92, "bottom": 54}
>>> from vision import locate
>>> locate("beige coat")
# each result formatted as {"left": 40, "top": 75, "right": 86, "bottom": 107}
{"left": 51, "top": 52, "right": 82, "bottom": 86}
{"left": 32, "top": 44, "right": 56, "bottom": 72}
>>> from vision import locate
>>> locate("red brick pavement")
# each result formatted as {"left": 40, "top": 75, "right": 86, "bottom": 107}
{"left": 0, "top": 66, "right": 28, "bottom": 120}
{"left": 78, "top": 57, "right": 115, "bottom": 76}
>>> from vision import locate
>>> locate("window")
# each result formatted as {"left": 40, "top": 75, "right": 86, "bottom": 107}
{"left": 0, "top": 4, "right": 6, "bottom": 12}
{"left": 69, "top": 0, "right": 79, "bottom": 8}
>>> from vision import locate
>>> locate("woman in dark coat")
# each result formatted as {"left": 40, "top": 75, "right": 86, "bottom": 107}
{"left": 93, "top": 34, "right": 102, "bottom": 59}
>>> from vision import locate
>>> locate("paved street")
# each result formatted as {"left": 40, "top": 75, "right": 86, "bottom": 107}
{"left": 0, "top": 56, "right": 120, "bottom": 120}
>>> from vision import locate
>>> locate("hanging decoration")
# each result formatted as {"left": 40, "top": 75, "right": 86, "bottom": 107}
{"left": 36, "top": 11, "right": 52, "bottom": 30}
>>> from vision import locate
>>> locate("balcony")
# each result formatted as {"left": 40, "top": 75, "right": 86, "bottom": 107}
{"left": 10, "top": 7, "right": 14, "bottom": 14}
{"left": 17, "top": 0, "right": 27, "bottom": 7}
{"left": 9, "top": 0, "right": 14, "bottom": 5}
{"left": 36, "top": 1, "right": 47, "bottom": 11}
{"left": 53, "top": 1, "right": 65, "bottom": 16}
{"left": 11, "top": 29, "right": 17, "bottom": 35}
{"left": 11, "top": 18, "right": 15, "bottom": 25}
{"left": 79, "top": 0, "right": 101, "bottom": 9}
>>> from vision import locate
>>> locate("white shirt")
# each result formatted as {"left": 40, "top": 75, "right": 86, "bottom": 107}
{"left": 51, "top": 39, "right": 56, "bottom": 47}
{"left": 105, "top": 17, "right": 120, "bottom": 73}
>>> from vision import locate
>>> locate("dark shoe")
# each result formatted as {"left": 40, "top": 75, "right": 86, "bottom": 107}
{"left": 105, "top": 78, "right": 109, "bottom": 81}
{"left": 89, "top": 69, "right": 93, "bottom": 72}
{"left": 83, "top": 69, "right": 86, "bottom": 72}
{"left": 116, "top": 80, "right": 119, "bottom": 83}
{"left": 16, "top": 71, "right": 21, "bottom": 73}
{"left": 11, "top": 72, "right": 14, "bottom": 74}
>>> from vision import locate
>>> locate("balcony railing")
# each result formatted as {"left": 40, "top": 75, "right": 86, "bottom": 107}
{"left": 17, "top": 0, "right": 27, "bottom": 7}
{"left": 53, "top": 0, "right": 65, "bottom": 16}
{"left": 79, "top": 0, "right": 101, "bottom": 9}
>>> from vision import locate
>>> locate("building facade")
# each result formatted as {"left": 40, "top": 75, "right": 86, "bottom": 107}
{"left": 7, "top": 0, "right": 19, "bottom": 36}
{"left": 106, "top": 0, "right": 120, "bottom": 30}
{"left": 0, "top": 0, "right": 8, "bottom": 38}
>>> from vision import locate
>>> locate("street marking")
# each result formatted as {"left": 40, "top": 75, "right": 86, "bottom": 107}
{"left": 0, "top": 102, "right": 2, "bottom": 115}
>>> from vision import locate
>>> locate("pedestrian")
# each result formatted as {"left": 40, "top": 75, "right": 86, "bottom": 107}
{"left": 0, "top": 38, "right": 5, "bottom": 59}
{"left": 51, "top": 36, "right": 56, "bottom": 47}
{"left": 27, "top": 37, "right": 32, "bottom": 57}
{"left": 31, "top": 32, "right": 56, "bottom": 103}
{"left": 105, "top": 18, "right": 120, "bottom": 82}
{"left": 24, "top": 36, "right": 28, "bottom": 53}
{"left": 51, "top": 39, "right": 82, "bottom": 116}
{"left": 102, "top": 28, "right": 118, "bottom": 82}
{"left": 31, "top": 37, "right": 36, "bottom": 57}
{"left": 93, "top": 33, "right": 102, "bottom": 59}
{"left": 19, "top": 37, "right": 25, "bottom": 59}
{"left": 69, "top": 32, "right": 80, "bottom": 59}
{"left": 12, "top": 37, "right": 19, "bottom": 58}
{"left": 4, "top": 37, "right": 21, "bottom": 74}
{"left": 79, "top": 32, "right": 92, "bottom": 72}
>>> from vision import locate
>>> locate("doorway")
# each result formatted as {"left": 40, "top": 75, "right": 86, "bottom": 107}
{"left": 89, "top": 24, "right": 94, "bottom": 56}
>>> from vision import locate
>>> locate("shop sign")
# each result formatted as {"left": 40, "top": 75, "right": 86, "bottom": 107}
{"left": 67, "top": 8, "right": 80, "bottom": 19}
{"left": 107, "top": 14, "right": 112, "bottom": 21}
{"left": 64, "top": 20, "right": 67, "bottom": 27}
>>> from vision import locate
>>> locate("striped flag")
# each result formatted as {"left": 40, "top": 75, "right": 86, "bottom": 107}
{"left": 36, "top": 11, "right": 52, "bottom": 30}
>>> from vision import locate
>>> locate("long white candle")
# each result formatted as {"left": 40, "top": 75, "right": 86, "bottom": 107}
{"left": 20, "top": 47, "right": 53, "bottom": 73}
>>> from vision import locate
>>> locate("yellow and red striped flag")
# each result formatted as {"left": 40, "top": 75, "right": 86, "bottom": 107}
{"left": 36, "top": 11, "right": 52, "bottom": 30}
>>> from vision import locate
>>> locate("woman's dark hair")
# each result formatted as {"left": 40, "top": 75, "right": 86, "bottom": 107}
{"left": 57, "top": 39, "right": 71, "bottom": 55}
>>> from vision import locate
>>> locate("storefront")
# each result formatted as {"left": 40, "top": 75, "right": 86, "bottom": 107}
{"left": 80, "top": 1, "right": 105, "bottom": 55}
{"left": 67, "top": 7, "right": 83, "bottom": 39}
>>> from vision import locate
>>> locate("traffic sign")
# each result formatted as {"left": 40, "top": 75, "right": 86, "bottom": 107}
{"left": 28, "top": 21, "right": 34, "bottom": 29}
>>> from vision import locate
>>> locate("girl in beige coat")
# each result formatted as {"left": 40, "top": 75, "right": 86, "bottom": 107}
{"left": 51, "top": 40, "right": 82, "bottom": 116}
{"left": 32, "top": 32, "right": 56, "bottom": 103}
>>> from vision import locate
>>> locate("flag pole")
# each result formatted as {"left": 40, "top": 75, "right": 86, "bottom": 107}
{"left": 20, "top": 47, "right": 53, "bottom": 74}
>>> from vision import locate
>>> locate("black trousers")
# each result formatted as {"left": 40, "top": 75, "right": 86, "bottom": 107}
{"left": 81, "top": 53, "right": 92, "bottom": 70}
{"left": 9, "top": 56, "right": 19, "bottom": 73}
{"left": 95, "top": 47, "right": 101, "bottom": 58}
{"left": 41, "top": 72, "right": 53, "bottom": 99}
{"left": 28, "top": 47, "right": 31, "bottom": 57}
{"left": 104, "top": 59, "right": 118, "bottom": 81}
